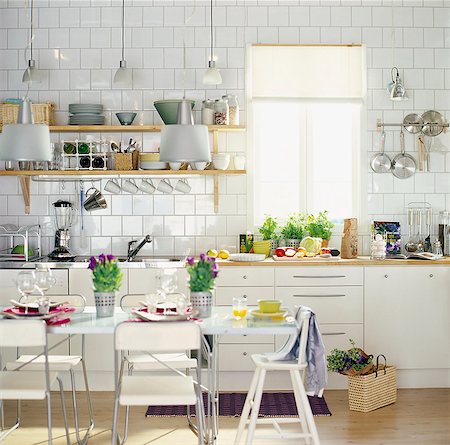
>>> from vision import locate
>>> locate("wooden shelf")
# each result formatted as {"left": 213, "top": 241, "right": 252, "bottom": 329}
{"left": 0, "top": 169, "right": 245, "bottom": 176}
{"left": 44, "top": 124, "right": 246, "bottom": 133}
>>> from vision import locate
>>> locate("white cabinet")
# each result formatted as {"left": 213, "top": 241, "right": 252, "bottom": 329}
{"left": 365, "top": 267, "right": 450, "bottom": 371}
{"left": 128, "top": 269, "right": 189, "bottom": 295}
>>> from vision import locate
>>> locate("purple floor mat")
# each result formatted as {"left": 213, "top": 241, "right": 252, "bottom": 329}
{"left": 145, "top": 392, "right": 331, "bottom": 417}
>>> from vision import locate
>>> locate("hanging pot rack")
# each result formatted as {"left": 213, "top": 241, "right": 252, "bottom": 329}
{"left": 377, "top": 118, "right": 448, "bottom": 133}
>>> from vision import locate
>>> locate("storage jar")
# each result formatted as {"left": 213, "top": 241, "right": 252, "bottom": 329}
{"left": 214, "top": 99, "right": 229, "bottom": 125}
{"left": 201, "top": 100, "right": 215, "bottom": 125}
{"left": 222, "top": 95, "right": 239, "bottom": 125}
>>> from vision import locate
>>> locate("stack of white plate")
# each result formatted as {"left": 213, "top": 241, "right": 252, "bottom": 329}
{"left": 69, "top": 104, "right": 105, "bottom": 125}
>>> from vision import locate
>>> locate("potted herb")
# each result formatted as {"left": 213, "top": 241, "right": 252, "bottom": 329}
{"left": 89, "top": 254, "right": 123, "bottom": 318}
{"left": 327, "top": 339, "right": 374, "bottom": 376}
{"left": 258, "top": 215, "right": 279, "bottom": 256}
{"left": 186, "top": 253, "right": 219, "bottom": 317}
{"left": 280, "top": 213, "right": 306, "bottom": 249}
{"left": 306, "top": 211, "right": 334, "bottom": 247}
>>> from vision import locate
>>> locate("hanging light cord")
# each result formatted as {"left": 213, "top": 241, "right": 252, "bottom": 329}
{"left": 23, "top": 0, "right": 36, "bottom": 94}
{"left": 29, "top": 0, "right": 34, "bottom": 61}
{"left": 209, "top": 0, "right": 214, "bottom": 65}
{"left": 121, "top": 0, "right": 125, "bottom": 62}
{"left": 182, "top": 4, "right": 196, "bottom": 95}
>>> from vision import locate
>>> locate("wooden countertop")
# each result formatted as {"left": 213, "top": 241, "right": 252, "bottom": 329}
{"left": 217, "top": 256, "right": 450, "bottom": 266}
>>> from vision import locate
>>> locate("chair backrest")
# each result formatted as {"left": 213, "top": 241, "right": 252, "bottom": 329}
{"left": 0, "top": 320, "right": 47, "bottom": 348}
{"left": 115, "top": 322, "right": 201, "bottom": 353}
{"left": 297, "top": 309, "right": 311, "bottom": 366}
{"left": 120, "top": 294, "right": 145, "bottom": 313}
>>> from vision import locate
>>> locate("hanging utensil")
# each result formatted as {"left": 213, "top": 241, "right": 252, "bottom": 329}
{"left": 403, "top": 113, "right": 424, "bottom": 134}
{"left": 370, "top": 130, "right": 391, "bottom": 173}
{"left": 405, "top": 208, "right": 417, "bottom": 252}
{"left": 424, "top": 135, "right": 433, "bottom": 172}
{"left": 416, "top": 209, "right": 424, "bottom": 253}
{"left": 424, "top": 208, "right": 432, "bottom": 252}
{"left": 422, "top": 110, "right": 445, "bottom": 137}
{"left": 391, "top": 129, "right": 416, "bottom": 179}
{"left": 418, "top": 135, "right": 424, "bottom": 171}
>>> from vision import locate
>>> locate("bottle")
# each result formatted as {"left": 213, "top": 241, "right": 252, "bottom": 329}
{"left": 92, "top": 156, "right": 104, "bottom": 169}
{"left": 79, "top": 156, "right": 91, "bottom": 169}
{"left": 214, "top": 99, "right": 229, "bottom": 125}
{"left": 201, "top": 100, "right": 215, "bottom": 125}
{"left": 78, "top": 142, "right": 89, "bottom": 154}
{"left": 222, "top": 94, "right": 239, "bottom": 125}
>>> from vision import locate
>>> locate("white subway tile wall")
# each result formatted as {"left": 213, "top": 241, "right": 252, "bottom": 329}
{"left": 0, "top": 0, "right": 449, "bottom": 257}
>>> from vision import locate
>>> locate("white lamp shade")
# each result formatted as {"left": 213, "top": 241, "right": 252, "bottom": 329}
{"left": 0, "top": 124, "right": 51, "bottom": 161}
{"left": 203, "top": 67, "right": 222, "bottom": 85}
{"left": 160, "top": 125, "right": 211, "bottom": 162}
{"left": 113, "top": 66, "right": 132, "bottom": 86}
{"left": 22, "top": 62, "right": 41, "bottom": 84}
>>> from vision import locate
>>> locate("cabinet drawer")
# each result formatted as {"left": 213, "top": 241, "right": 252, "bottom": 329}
{"left": 218, "top": 344, "right": 275, "bottom": 371}
{"left": 215, "top": 287, "right": 274, "bottom": 306}
{"left": 276, "top": 267, "right": 363, "bottom": 287}
{"left": 277, "top": 286, "right": 363, "bottom": 323}
{"left": 216, "top": 267, "right": 274, "bottom": 287}
{"left": 219, "top": 334, "right": 274, "bottom": 344}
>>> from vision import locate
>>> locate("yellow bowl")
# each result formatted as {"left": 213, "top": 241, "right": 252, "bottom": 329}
{"left": 258, "top": 299, "right": 282, "bottom": 313}
{"left": 139, "top": 153, "right": 160, "bottom": 161}
{"left": 252, "top": 240, "right": 271, "bottom": 257}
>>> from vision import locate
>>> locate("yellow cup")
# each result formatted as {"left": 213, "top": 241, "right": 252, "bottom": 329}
{"left": 252, "top": 240, "right": 271, "bottom": 257}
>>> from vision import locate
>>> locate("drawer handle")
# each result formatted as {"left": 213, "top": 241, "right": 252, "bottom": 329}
{"left": 292, "top": 294, "right": 345, "bottom": 298}
{"left": 243, "top": 352, "right": 248, "bottom": 356}
{"left": 243, "top": 275, "right": 247, "bottom": 279}
{"left": 322, "top": 332, "right": 346, "bottom": 336}
{"left": 292, "top": 275, "right": 346, "bottom": 279}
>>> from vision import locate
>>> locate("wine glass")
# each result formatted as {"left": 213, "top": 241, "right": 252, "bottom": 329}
{"left": 15, "top": 271, "right": 37, "bottom": 314}
{"left": 156, "top": 269, "right": 178, "bottom": 314}
{"left": 35, "top": 267, "right": 57, "bottom": 295}
{"left": 144, "top": 293, "right": 159, "bottom": 314}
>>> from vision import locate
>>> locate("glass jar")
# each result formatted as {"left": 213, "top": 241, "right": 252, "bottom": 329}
{"left": 222, "top": 94, "right": 239, "bottom": 125}
{"left": 371, "top": 233, "right": 386, "bottom": 260}
{"left": 214, "top": 99, "right": 229, "bottom": 125}
{"left": 201, "top": 99, "right": 215, "bottom": 125}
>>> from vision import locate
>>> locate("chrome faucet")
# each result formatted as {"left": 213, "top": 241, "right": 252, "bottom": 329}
{"left": 127, "top": 235, "right": 152, "bottom": 261}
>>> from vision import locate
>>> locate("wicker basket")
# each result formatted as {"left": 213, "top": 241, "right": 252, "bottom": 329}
{"left": 0, "top": 102, "right": 55, "bottom": 125}
{"left": 113, "top": 151, "right": 139, "bottom": 171}
{"left": 347, "top": 358, "right": 397, "bottom": 413}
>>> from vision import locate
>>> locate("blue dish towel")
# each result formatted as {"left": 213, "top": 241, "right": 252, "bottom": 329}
{"left": 265, "top": 306, "right": 328, "bottom": 397}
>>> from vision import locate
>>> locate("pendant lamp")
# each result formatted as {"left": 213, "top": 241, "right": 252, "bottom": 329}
{"left": 203, "top": 0, "right": 222, "bottom": 85}
{"left": 22, "top": 0, "right": 41, "bottom": 83}
{"left": 388, "top": 67, "right": 408, "bottom": 102}
{"left": 0, "top": 97, "right": 51, "bottom": 161}
{"left": 113, "top": 0, "right": 132, "bottom": 86}
{"left": 159, "top": 100, "right": 211, "bottom": 163}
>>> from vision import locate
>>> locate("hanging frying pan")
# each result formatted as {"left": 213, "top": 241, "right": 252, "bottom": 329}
{"left": 370, "top": 131, "right": 391, "bottom": 173}
{"left": 391, "top": 129, "right": 416, "bottom": 179}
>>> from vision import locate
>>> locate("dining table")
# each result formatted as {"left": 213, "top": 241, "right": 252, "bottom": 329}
{"left": 9, "top": 305, "right": 299, "bottom": 444}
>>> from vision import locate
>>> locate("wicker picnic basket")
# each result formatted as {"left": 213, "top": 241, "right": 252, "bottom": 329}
{"left": 347, "top": 354, "right": 397, "bottom": 413}
{"left": 0, "top": 102, "right": 55, "bottom": 126}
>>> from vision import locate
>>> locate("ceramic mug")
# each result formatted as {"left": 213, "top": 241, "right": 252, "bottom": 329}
{"left": 122, "top": 178, "right": 138, "bottom": 194}
{"left": 175, "top": 179, "right": 191, "bottom": 194}
{"left": 169, "top": 162, "right": 182, "bottom": 171}
{"left": 139, "top": 178, "right": 156, "bottom": 194}
{"left": 157, "top": 178, "right": 173, "bottom": 194}
{"left": 191, "top": 161, "right": 210, "bottom": 171}
{"left": 104, "top": 178, "right": 121, "bottom": 194}
{"left": 233, "top": 155, "right": 246, "bottom": 170}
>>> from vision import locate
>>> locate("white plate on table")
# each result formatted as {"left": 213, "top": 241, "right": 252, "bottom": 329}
{"left": 228, "top": 253, "right": 266, "bottom": 262}
{"left": 10, "top": 299, "right": 63, "bottom": 310}
{"left": 132, "top": 309, "right": 198, "bottom": 322}
{"left": 1, "top": 310, "right": 62, "bottom": 320}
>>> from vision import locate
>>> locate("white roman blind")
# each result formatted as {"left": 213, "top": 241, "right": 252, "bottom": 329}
{"left": 250, "top": 45, "right": 364, "bottom": 99}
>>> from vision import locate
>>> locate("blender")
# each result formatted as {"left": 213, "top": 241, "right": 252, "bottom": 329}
{"left": 49, "top": 200, "right": 77, "bottom": 260}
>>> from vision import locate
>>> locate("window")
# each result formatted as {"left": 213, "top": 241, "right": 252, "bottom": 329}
{"left": 248, "top": 45, "right": 365, "bottom": 227}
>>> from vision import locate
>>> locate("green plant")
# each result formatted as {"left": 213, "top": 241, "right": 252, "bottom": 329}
{"left": 281, "top": 213, "right": 306, "bottom": 240}
{"left": 327, "top": 339, "right": 373, "bottom": 375}
{"left": 186, "top": 253, "right": 219, "bottom": 292}
{"left": 89, "top": 254, "right": 123, "bottom": 293}
{"left": 259, "top": 215, "right": 279, "bottom": 240}
{"left": 306, "top": 211, "right": 334, "bottom": 240}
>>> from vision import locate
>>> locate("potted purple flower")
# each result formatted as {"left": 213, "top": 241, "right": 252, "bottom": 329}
{"left": 186, "top": 253, "right": 219, "bottom": 317}
{"left": 89, "top": 254, "right": 123, "bottom": 317}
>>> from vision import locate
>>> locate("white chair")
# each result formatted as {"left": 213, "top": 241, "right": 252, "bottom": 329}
{"left": 0, "top": 319, "right": 70, "bottom": 445}
{"left": 234, "top": 309, "right": 320, "bottom": 445}
{"left": 112, "top": 321, "right": 205, "bottom": 445}
{"left": 7, "top": 294, "right": 94, "bottom": 445}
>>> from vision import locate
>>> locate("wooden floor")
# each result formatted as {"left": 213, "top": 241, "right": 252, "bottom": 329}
{"left": 1, "top": 389, "right": 449, "bottom": 444}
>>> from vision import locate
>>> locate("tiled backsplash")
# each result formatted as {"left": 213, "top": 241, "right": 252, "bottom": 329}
{"left": 1, "top": 0, "right": 450, "bottom": 256}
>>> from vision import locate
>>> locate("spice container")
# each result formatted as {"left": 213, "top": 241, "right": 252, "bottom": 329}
{"left": 222, "top": 94, "right": 239, "bottom": 125}
{"left": 201, "top": 100, "right": 215, "bottom": 125}
{"left": 214, "top": 99, "right": 229, "bottom": 125}
{"left": 371, "top": 234, "right": 386, "bottom": 260}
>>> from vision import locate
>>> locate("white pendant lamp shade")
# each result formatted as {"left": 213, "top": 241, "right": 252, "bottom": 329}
{"left": 388, "top": 67, "right": 408, "bottom": 102}
{"left": 22, "top": 60, "right": 41, "bottom": 83}
{"left": 159, "top": 125, "right": 211, "bottom": 163}
{"left": 113, "top": 60, "right": 132, "bottom": 86}
{"left": 203, "top": 62, "right": 222, "bottom": 85}
{"left": 0, "top": 97, "right": 51, "bottom": 161}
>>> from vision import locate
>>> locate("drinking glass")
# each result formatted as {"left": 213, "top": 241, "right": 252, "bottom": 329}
{"left": 157, "top": 269, "right": 178, "bottom": 295}
{"left": 15, "top": 271, "right": 37, "bottom": 313}
{"left": 232, "top": 296, "right": 247, "bottom": 320}
{"left": 145, "top": 293, "right": 159, "bottom": 314}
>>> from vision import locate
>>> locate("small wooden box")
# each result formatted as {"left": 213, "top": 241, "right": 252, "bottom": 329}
{"left": 0, "top": 102, "right": 55, "bottom": 125}
{"left": 113, "top": 151, "right": 139, "bottom": 170}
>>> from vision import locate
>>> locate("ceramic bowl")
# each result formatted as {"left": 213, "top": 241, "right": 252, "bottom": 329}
{"left": 257, "top": 299, "right": 282, "bottom": 313}
{"left": 154, "top": 100, "right": 195, "bottom": 125}
{"left": 116, "top": 112, "right": 137, "bottom": 126}
{"left": 212, "top": 154, "right": 230, "bottom": 170}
